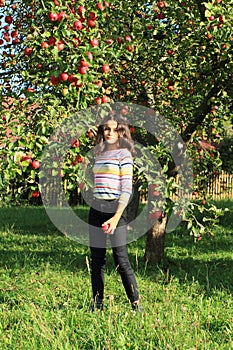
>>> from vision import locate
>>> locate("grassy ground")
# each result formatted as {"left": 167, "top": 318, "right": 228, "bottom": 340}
{"left": 0, "top": 200, "right": 233, "bottom": 349}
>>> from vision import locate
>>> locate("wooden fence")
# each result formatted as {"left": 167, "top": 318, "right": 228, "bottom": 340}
{"left": 206, "top": 171, "right": 233, "bottom": 199}
{"left": 139, "top": 171, "right": 233, "bottom": 203}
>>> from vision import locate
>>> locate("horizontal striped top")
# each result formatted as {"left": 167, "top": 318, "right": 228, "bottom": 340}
{"left": 93, "top": 148, "right": 133, "bottom": 206}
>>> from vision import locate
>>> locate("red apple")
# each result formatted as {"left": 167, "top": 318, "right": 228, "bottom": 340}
{"left": 21, "top": 155, "right": 32, "bottom": 162}
{"left": 27, "top": 88, "right": 35, "bottom": 93}
{"left": 56, "top": 39, "right": 65, "bottom": 51}
{"left": 70, "top": 138, "right": 80, "bottom": 148}
{"left": 31, "top": 160, "right": 40, "bottom": 169}
{"left": 41, "top": 41, "right": 49, "bottom": 48}
{"left": 73, "top": 20, "right": 83, "bottom": 30}
{"left": 95, "top": 97, "right": 102, "bottom": 105}
{"left": 12, "top": 38, "right": 20, "bottom": 44}
{"left": 80, "top": 59, "right": 89, "bottom": 67}
{"left": 5, "top": 15, "right": 13, "bottom": 24}
{"left": 150, "top": 210, "right": 163, "bottom": 221}
{"left": 125, "top": 35, "right": 132, "bottom": 42}
{"left": 167, "top": 85, "right": 175, "bottom": 91}
{"left": 3, "top": 32, "right": 10, "bottom": 42}
{"left": 24, "top": 47, "right": 33, "bottom": 56}
{"left": 86, "top": 51, "right": 93, "bottom": 60}
{"left": 78, "top": 5, "right": 86, "bottom": 15}
{"left": 87, "top": 19, "right": 96, "bottom": 27}
{"left": 32, "top": 191, "right": 40, "bottom": 198}
{"left": 95, "top": 80, "right": 103, "bottom": 87}
{"left": 76, "top": 155, "right": 84, "bottom": 163}
{"left": 72, "top": 37, "right": 81, "bottom": 47}
{"left": 209, "top": 15, "right": 215, "bottom": 21}
{"left": 11, "top": 30, "right": 18, "bottom": 38}
{"left": 60, "top": 72, "right": 69, "bottom": 81}
{"left": 89, "top": 12, "right": 97, "bottom": 20}
{"left": 158, "top": 13, "right": 166, "bottom": 19}
{"left": 106, "top": 39, "right": 113, "bottom": 45}
{"left": 58, "top": 11, "right": 66, "bottom": 21}
{"left": 102, "top": 223, "right": 110, "bottom": 231}
{"left": 48, "top": 12, "right": 59, "bottom": 21}
{"left": 157, "top": 1, "right": 167, "bottom": 8}
{"left": 47, "top": 37, "right": 56, "bottom": 46}
{"left": 89, "top": 38, "right": 99, "bottom": 47}
{"left": 130, "top": 126, "right": 136, "bottom": 133}
{"left": 101, "top": 95, "right": 110, "bottom": 103}
{"left": 96, "top": 2, "right": 104, "bottom": 10}
{"left": 50, "top": 75, "right": 60, "bottom": 85}
{"left": 78, "top": 66, "right": 87, "bottom": 75}
{"left": 126, "top": 45, "right": 133, "bottom": 52}
{"left": 68, "top": 74, "right": 77, "bottom": 84}
{"left": 102, "top": 64, "right": 110, "bottom": 73}
{"left": 167, "top": 49, "right": 174, "bottom": 55}
{"left": 219, "top": 15, "right": 224, "bottom": 23}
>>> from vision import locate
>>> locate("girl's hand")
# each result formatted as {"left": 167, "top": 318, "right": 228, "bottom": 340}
{"left": 102, "top": 216, "right": 120, "bottom": 235}
{"left": 102, "top": 202, "right": 126, "bottom": 234}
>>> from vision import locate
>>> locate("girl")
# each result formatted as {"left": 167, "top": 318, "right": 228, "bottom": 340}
{"left": 88, "top": 113, "right": 142, "bottom": 312}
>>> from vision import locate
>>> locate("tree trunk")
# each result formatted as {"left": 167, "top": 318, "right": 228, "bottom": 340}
{"left": 144, "top": 216, "right": 167, "bottom": 264}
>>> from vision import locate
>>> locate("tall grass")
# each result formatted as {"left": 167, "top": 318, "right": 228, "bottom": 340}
{"left": 0, "top": 201, "right": 233, "bottom": 349}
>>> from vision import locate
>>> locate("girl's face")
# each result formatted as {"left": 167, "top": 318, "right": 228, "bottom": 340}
{"left": 103, "top": 119, "right": 119, "bottom": 148}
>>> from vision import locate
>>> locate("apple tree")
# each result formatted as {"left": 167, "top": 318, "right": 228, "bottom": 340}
{"left": 0, "top": 0, "right": 232, "bottom": 263}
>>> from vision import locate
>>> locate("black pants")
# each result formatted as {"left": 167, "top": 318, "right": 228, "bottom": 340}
{"left": 88, "top": 198, "right": 139, "bottom": 303}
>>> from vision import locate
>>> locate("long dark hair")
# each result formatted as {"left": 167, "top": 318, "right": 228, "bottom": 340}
{"left": 95, "top": 114, "right": 135, "bottom": 155}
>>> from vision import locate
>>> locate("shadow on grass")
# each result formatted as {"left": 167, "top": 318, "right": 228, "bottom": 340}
{"left": 0, "top": 206, "right": 89, "bottom": 236}
{"left": 0, "top": 205, "right": 233, "bottom": 294}
{"left": 136, "top": 228, "right": 233, "bottom": 294}
{"left": 0, "top": 206, "right": 90, "bottom": 273}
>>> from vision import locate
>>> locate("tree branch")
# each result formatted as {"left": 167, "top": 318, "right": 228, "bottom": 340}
{"left": 181, "top": 81, "right": 222, "bottom": 143}
{"left": 195, "top": 0, "right": 206, "bottom": 22}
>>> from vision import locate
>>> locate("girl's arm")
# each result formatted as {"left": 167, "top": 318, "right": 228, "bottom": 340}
{"left": 103, "top": 150, "right": 133, "bottom": 234}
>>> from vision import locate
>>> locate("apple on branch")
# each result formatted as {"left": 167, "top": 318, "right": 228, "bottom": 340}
{"left": 102, "top": 64, "right": 110, "bottom": 73}
{"left": 32, "top": 191, "right": 40, "bottom": 198}
{"left": 60, "top": 72, "right": 69, "bottom": 81}
{"left": 70, "top": 138, "right": 80, "bottom": 148}
{"left": 89, "top": 38, "right": 99, "bottom": 47}
{"left": 31, "top": 160, "right": 40, "bottom": 169}
{"left": 149, "top": 210, "right": 163, "bottom": 221}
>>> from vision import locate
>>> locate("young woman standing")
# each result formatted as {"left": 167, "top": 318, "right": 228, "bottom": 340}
{"left": 88, "top": 113, "right": 142, "bottom": 312}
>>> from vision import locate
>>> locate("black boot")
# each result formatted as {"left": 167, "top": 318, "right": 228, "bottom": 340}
{"left": 131, "top": 301, "right": 144, "bottom": 313}
{"left": 90, "top": 296, "right": 104, "bottom": 312}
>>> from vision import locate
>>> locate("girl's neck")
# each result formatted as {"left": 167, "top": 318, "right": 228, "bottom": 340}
{"left": 105, "top": 142, "right": 119, "bottom": 152}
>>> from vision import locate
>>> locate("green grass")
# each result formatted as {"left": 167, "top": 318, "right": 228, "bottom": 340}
{"left": 0, "top": 201, "right": 233, "bottom": 349}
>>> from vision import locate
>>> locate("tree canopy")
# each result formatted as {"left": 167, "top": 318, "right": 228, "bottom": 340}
{"left": 0, "top": 0, "right": 232, "bottom": 261}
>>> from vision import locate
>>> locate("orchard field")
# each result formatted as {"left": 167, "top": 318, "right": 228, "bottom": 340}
{"left": 0, "top": 1, "right": 233, "bottom": 348}
{"left": 0, "top": 200, "right": 233, "bottom": 349}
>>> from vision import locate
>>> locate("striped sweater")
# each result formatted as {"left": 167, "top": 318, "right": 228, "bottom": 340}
{"left": 93, "top": 148, "right": 133, "bottom": 206}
